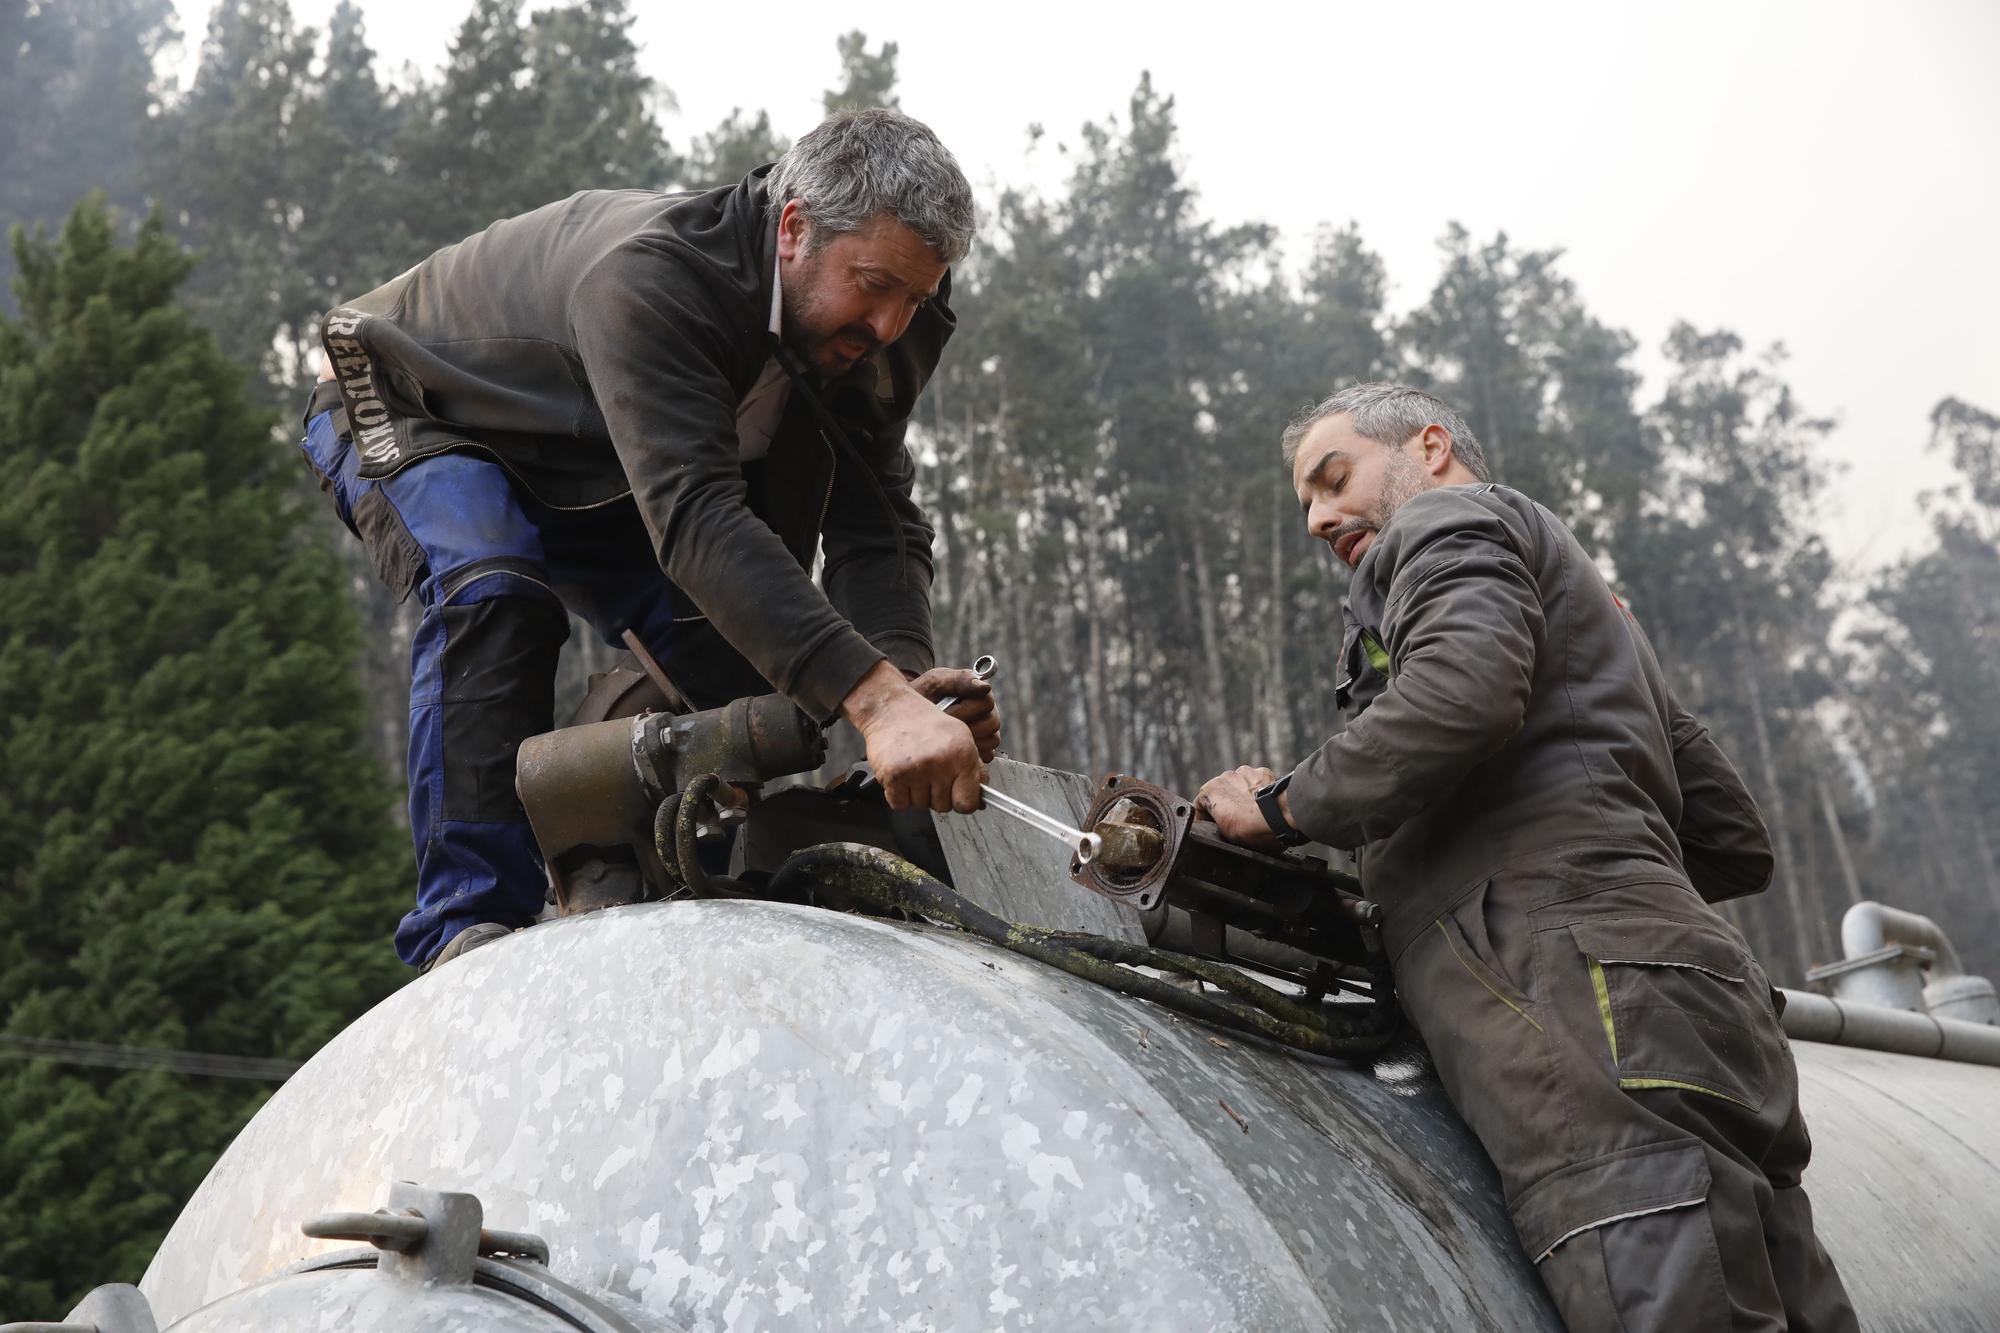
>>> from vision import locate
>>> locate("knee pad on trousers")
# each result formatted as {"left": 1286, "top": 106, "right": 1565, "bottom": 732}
{"left": 435, "top": 562, "right": 570, "bottom": 824}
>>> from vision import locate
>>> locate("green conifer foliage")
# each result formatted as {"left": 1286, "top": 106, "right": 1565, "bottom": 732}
{"left": 0, "top": 200, "right": 409, "bottom": 1317}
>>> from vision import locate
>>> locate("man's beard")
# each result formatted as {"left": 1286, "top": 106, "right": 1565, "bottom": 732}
{"left": 782, "top": 257, "right": 881, "bottom": 377}
{"left": 1375, "top": 444, "right": 1433, "bottom": 520}
{"left": 1326, "top": 446, "right": 1434, "bottom": 563}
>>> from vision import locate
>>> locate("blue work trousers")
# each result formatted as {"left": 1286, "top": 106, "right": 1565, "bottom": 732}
{"left": 301, "top": 407, "right": 680, "bottom": 966}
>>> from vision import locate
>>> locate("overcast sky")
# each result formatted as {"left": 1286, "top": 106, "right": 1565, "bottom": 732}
{"left": 170, "top": 0, "right": 2000, "bottom": 579}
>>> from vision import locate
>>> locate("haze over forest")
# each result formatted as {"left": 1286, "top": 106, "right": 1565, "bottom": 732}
{"left": 2, "top": 0, "right": 1997, "bottom": 1314}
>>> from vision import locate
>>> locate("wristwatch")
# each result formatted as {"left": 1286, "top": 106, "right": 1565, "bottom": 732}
{"left": 1254, "top": 773, "right": 1309, "bottom": 847}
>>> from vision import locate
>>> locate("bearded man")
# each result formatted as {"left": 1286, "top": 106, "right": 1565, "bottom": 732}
{"left": 1196, "top": 382, "right": 1857, "bottom": 1331}
{"left": 299, "top": 109, "right": 997, "bottom": 970}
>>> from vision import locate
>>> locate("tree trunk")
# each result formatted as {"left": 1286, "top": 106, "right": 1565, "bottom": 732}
{"left": 1085, "top": 526, "right": 1112, "bottom": 775}
{"left": 1191, "top": 522, "right": 1232, "bottom": 773}
{"left": 1814, "top": 768, "right": 1865, "bottom": 907}
{"left": 1264, "top": 488, "right": 1292, "bottom": 763}
{"left": 1055, "top": 509, "right": 1102, "bottom": 777}
{"left": 1796, "top": 788, "right": 1834, "bottom": 969}
{"left": 1008, "top": 555, "right": 1042, "bottom": 766}
{"left": 1923, "top": 783, "right": 1964, "bottom": 904}
{"left": 1734, "top": 609, "right": 1812, "bottom": 984}
{"left": 1968, "top": 812, "right": 2000, "bottom": 913}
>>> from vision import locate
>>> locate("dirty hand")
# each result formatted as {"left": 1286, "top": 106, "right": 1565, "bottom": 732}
{"left": 843, "top": 661, "right": 987, "bottom": 814}
{"left": 1194, "top": 765, "right": 1285, "bottom": 854}
{"left": 908, "top": 665, "right": 1002, "bottom": 762}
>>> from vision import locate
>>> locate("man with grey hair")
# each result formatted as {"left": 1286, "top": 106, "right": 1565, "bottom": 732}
{"left": 301, "top": 108, "right": 1000, "bottom": 970}
{"left": 1197, "top": 382, "right": 1856, "bottom": 1330}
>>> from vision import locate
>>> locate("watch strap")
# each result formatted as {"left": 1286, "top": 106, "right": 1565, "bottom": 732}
{"left": 1255, "top": 773, "right": 1308, "bottom": 847}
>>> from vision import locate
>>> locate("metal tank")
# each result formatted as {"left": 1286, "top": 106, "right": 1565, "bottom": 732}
{"left": 114, "top": 897, "right": 2000, "bottom": 1332}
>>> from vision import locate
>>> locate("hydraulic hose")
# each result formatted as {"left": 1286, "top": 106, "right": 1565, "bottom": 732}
{"left": 766, "top": 839, "right": 1400, "bottom": 1061}
{"left": 654, "top": 771, "right": 753, "bottom": 899}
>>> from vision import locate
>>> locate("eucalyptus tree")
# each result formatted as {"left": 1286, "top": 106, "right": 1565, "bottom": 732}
{"left": 1845, "top": 398, "right": 2000, "bottom": 972}
{"left": 1616, "top": 327, "right": 1842, "bottom": 978}
{"left": 1208, "top": 224, "right": 1394, "bottom": 767}
{"left": 1401, "top": 225, "right": 1652, "bottom": 551}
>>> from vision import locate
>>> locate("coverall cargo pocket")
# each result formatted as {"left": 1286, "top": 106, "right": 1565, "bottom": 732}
{"left": 352, "top": 487, "right": 427, "bottom": 605}
{"left": 1436, "top": 910, "right": 1542, "bottom": 1034}
{"left": 1569, "top": 918, "right": 1768, "bottom": 1112}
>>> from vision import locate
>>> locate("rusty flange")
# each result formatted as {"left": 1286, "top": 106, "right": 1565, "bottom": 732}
{"left": 1069, "top": 774, "right": 1193, "bottom": 911}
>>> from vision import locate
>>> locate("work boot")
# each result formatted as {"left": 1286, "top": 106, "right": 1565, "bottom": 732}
{"left": 421, "top": 922, "right": 513, "bottom": 975}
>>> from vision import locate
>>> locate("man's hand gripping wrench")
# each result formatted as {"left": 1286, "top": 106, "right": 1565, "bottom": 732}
{"left": 861, "top": 654, "right": 1103, "bottom": 865}
{"left": 951, "top": 656, "right": 1104, "bottom": 865}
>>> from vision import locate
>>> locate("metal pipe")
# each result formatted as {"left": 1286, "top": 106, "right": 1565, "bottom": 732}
{"left": 1841, "top": 901, "right": 1965, "bottom": 978}
{"left": 1827, "top": 901, "right": 2000, "bottom": 1024}
{"left": 1778, "top": 988, "right": 2000, "bottom": 1066}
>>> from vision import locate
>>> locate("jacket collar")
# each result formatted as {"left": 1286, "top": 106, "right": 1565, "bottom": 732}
{"left": 743, "top": 164, "right": 783, "bottom": 352}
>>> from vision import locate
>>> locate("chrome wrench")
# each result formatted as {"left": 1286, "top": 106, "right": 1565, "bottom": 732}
{"left": 980, "top": 782, "right": 1103, "bottom": 866}
{"left": 856, "top": 653, "right": 1101, "bottom": 864}
{"left": 939, "top": 654, "right": 1101, "bottom": 865}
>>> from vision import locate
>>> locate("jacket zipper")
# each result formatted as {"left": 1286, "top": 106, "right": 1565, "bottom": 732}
{"left": 815, "top": 429, "right": 838, "bottom": 531}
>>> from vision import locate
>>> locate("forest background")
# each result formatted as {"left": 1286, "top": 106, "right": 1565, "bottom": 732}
{"left": 2, "top": 0, "right": 1998, "bottom": 1313}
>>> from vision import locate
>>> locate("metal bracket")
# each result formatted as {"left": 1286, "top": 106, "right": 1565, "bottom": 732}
{"left": 1069, "top": 774, "right": 1193, "bottom": 911}
{"left": 301, "top": 1180, "right": 552, "bottom": 1289}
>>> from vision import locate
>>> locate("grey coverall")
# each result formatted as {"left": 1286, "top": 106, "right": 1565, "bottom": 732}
{"left": 1283, "top": 483, "right": 1858, "bottom": 1332}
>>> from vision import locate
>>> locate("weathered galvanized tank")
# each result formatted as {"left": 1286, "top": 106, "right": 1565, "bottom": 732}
{"left": 107, "top": 891, "right": 2000, "bottom": 1332}
{"left": 16, "top": 752, "right": 1998, "bottom": 1332}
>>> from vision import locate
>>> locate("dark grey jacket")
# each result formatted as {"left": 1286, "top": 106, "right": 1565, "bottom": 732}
{"left": 1285, "top": 483, "right": 1771, "bottom": 960}
{"left": 318, "top": 168, "right": 952, "bottom": 719}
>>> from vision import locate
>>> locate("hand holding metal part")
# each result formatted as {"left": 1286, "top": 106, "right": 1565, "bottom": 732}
{"left": 844, "top": 659, "right": 987, "bottom": 814}
{"left": 854, "top": 654, "right": 1097, "bottom": 864}
{"left": 930, "top": 653, "right": 997, "bottom": 712}
{"left": 909, "top": 654, "right": 1002, "bottom": 761}
{"left": 951, "top": 657, "right": 1100, "bottom": 865}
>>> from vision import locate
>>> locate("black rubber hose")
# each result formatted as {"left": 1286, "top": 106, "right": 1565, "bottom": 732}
{"left": 767, "top": 841, "right": 1400, "bottom": 1061}
{"left": 653, "top": 772, "right": 754, "bottom": 900}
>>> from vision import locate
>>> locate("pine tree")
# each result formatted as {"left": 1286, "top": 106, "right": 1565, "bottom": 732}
{"left": 393, "top": 0, "right": 673, "bottom": 258}
{"left": 148, "top": 0, "right": 323, "bottom": 393}
{"left": 0, "top": 0, "right": 172, "bottom": 310}
{"left": 683, "top": 109, "right": 790, "bottom": 188}
{"left": 823, "top": 30, "right": 901, "bottom": 114}
{"left": 0, "top": 200, "right": 409, "bottom": 1316}
{"left": 1614, "top": 327, "right": 1842, "bottom": 978}
{"left": 293, "top": 1, "right": 417, "bottom": 344}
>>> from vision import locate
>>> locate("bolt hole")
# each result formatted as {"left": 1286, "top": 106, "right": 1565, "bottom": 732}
{"left": 1175, "top": 805, "right": 1189, "bottom": 815}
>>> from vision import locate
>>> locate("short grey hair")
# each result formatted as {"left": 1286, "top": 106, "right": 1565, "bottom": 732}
{"left": 770, "top": 108, "right": 976, "bottom": 266}
{"left": 1280, "top": 381, "right": 1491, "bottom": 481}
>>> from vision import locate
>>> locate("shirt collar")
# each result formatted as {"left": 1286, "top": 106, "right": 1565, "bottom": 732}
{"left": 769, "top": 249, "right": 783, "bottom": 337}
